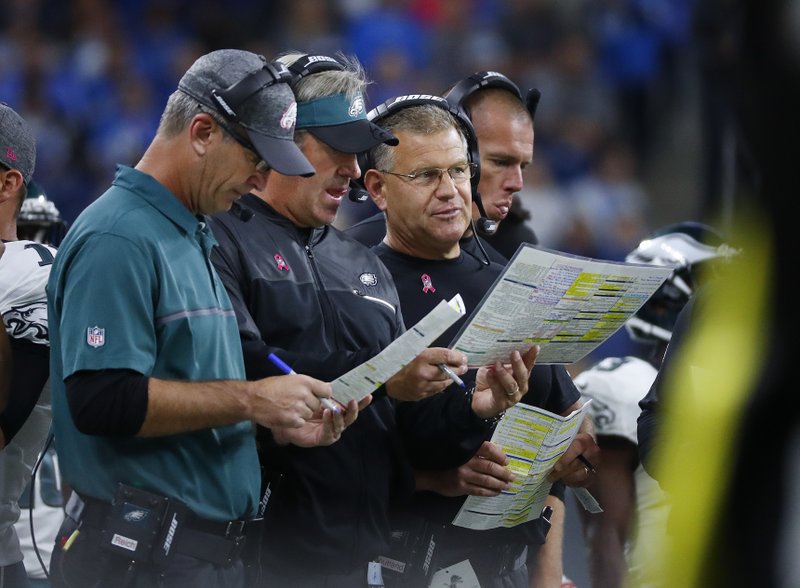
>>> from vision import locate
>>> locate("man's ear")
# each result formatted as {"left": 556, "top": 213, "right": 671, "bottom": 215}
{"left": 363, "top": 169, "right": 387, "bottom": 211}
{"left": 0, "top": 168, "right": 24, "bottom": 205}
{"left": 188, "top": 112, "right": 216, "bottom": 157}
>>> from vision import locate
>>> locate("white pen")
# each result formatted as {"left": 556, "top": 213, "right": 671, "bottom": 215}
{"left": 268, "top": 353, "right": 340, "bottom": 413}
{"left": 438, "top": 363, "right": 465, "bottom": 388}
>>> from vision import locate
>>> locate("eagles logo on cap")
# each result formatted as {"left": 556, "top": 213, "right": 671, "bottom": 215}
{"left": 280, "top": 102, "right": 298, "bottom": 129}
{"left": 349, "top": 96, "right": 365, "bottom": 118}
{"left": 296, "top": 93, "right": 397, "bottom": 154}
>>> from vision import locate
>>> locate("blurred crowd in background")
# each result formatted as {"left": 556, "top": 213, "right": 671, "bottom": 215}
{"left": 1, "top": 0, "right": 725, "bottom": 265}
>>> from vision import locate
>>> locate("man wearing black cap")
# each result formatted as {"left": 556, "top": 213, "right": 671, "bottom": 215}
{"left": 47, "top": 49, "right": 343, "bottom": 588}
{"left": 207, "top": 52, "right": 471, "bottom": 587}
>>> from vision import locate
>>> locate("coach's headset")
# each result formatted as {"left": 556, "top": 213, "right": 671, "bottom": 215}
{"left": 348, "top": 94, "right": 481, "bottom": 211}
{"left": 275, "top": 52, "right": 380, "bottom": 206}
{"left": 211, "top": 60, "right": 296, "bottom": 223}
{"left": 229, "top": 53, "right": 352, "bottom": 221}
{"left": 443, "top": 71, "right": 541, "bottom": 236}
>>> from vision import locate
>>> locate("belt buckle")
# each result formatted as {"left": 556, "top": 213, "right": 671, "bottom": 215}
{"left": 223, "top": 522, "right": 247, "bottom": 566}
{"left": 225, "top": 520, "right": 246, "bottom": 538}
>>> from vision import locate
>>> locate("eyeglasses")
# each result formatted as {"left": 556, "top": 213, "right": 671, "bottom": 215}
{"left": 215, "top": 118, "right": 271, "bottom": 173}
{"left": 380, "top": 162, "right": 477, "bottom": 188}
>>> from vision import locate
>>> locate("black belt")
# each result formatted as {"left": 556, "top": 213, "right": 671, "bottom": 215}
{"left": 66, "top": 492, "right": 259, "bottom": 567}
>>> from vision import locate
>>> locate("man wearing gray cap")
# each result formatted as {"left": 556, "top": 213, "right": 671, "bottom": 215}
{"left": 0, "top": 100, "right": 39, "bottom": 451}
{"left": 47, "top": 49, "right": 345, "bottom": 588}
{"left": 207, "top": 52, "right": 470, "bottom": 586}
{"left": 0, "top": 101, "right": 56, "bottom": 588}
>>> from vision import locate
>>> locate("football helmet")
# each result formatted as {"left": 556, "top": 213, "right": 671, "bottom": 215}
{"left": 625, "top": 222, "right": 737, "bottom": 343}
{"left": 18, "top": 181, "right": 67, "bottom": 246}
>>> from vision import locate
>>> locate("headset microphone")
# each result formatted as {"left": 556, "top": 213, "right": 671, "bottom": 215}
{"left": 473, "top": 190, "right": 497, "bottom": 235}
{"left": 476, "top": 217, "right": 497, "bottom": 235}
{"left": 348, "top": 180, "right": 370, "bottom": 203}
{"left": 231, "top": 200, "right": 255, "bottom": 222}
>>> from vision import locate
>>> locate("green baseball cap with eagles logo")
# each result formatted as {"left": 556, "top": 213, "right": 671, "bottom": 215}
{"left": 296, "top": 93, "right": 398, "bottom": 154}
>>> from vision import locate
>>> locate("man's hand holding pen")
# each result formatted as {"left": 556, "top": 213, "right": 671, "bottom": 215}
{"left": 547, "top": 430, "right": 601, "bottom": 487}
{"left": 385, "top": 348, "right": 468, "bottom": 401}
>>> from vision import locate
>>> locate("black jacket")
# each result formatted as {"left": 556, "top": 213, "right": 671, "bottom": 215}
{"left": 208, "top": 194, "right": 413, "bottom": 575}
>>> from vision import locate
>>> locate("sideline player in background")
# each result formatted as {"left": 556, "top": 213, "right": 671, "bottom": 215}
{"left": 11, "top": 184, "right": 69, "bottom": 587}
{"left": 0, "top": 102, "right": 55, "bottom": 588}
{"left": 16, "top": 185, "right": 68, "bottom": 246}
{"left": 574, "top": 222, "right": 734, "bottom": 588}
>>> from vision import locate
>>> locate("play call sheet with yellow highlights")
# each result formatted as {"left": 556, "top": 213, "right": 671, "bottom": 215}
{"left": 450, "top": 243, "right": 673, "bottom": 367}
{"left": 331, "top": 294, "right": 466, "bottom": 404}
{"left": 453, "top": 400, "right": 591, "bottom": 530}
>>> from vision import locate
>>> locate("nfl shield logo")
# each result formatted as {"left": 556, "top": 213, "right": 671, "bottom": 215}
{"left": 87, "top": 326, "right": 105, "bottom": 348}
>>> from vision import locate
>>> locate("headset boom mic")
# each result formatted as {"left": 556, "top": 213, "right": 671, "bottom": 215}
{"left": 473, "top": 191, "right": 497, "bottom": 235}
{"left": 477, "top": 216, "right": 497, "bottom": 235}
{"left": 348, "top": 180, "right": 370, "bottom": 203}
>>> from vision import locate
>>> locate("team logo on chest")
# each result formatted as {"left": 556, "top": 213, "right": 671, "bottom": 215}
{"left": 420, "top": 273, "right": 436, "bottom": 293}
{"left": 274, "top": 253, "right": 290, "bottom": 271}
{"left": 359, "top": 272, "right": 378, "bottom": 287}
{"left": 87, "top": 326, "right": 105, "bottom": 348}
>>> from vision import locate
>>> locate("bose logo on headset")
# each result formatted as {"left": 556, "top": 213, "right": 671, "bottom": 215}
{"left": 305, "top": 55, "right": 340, "bottom": 65}
{"left": 385, "top": 94, "right": 445, "bottom": 106}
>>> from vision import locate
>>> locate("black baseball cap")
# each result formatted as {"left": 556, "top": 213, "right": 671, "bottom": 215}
{"left": 178, "top": 49, "right": 315, "bottom": 177}
{"left": 0, "top": 102, "right": 36, "bottom": 184}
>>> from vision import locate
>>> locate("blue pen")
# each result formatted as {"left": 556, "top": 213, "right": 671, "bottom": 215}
{"left": 267, "top": 353, "right": 340, "bottom": 413}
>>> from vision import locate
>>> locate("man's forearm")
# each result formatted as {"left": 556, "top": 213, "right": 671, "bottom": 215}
{"left": 529, "top": 495, "right": 565, "bottom": 588}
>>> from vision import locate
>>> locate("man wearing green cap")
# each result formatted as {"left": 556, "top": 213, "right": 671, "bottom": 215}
{"left": 207, "top": 52, "right": 472, "bottom": 586}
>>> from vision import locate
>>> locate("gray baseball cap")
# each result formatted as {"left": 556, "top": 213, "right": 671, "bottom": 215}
{"left": 0, "top": 102, "right": 36, "bottom": 184}
{"left": 178, "top": 49, "right": 315, "bottom": 177}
